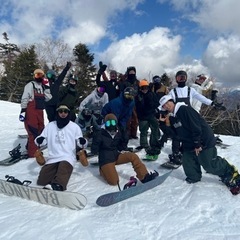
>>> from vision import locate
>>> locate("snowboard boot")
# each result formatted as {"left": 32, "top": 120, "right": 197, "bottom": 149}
{"left": 221, "top": 165, "right": 240, "bottom": 195}
{"left": 51, "top": 183, "right": 64, "bottom": 191}
{"left": 168, "top": 152, "right": 182, "bottom": 165}
{"left": 141, "top": 170, "right": 159, "bottom": 183}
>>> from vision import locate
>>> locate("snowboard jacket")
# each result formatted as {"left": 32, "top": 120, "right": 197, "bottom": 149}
{"left": 91, "top": 128, "right": 125, "bottom": 167}
{"left": 79, "top": 89, "right": 109, "bottom": 114}
{"left": 135, "top": 90, "right": 159, "bottom": 120}
{"left": 169, "top": 86, "right": 212, "bottom": 107}
{"left": 166, "top": 102, "right": 216, "bottom": 151}
{"left": 45, "top": 64, "right": 71, "bottom": 107}
{"left": 101, "top": 93, "right": 134, "bottom": 128}
{"left": 35, "top": 121, "right": 83, "bottom": 167}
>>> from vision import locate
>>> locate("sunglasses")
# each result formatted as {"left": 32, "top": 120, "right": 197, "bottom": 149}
{"left": 140, "top": 86, "right": 149, "bottom": 91}
{"left": 34, "top": 73, "right": 44, "bottom": 77}
{"left": 124, "top": 94, "right": 134, "bottom": 100}
{"left": 176, "top": 75, "right": 187, "bottom": 81}
{"left": 58, "top": 109, "right": 69, "bottom": 114}
{"left": 105, "top": 119, "right": 117, "bottom": 127}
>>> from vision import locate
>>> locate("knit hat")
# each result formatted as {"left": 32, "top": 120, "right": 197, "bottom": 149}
{"left": 126, "top": 66, "right": 136, "bottom": 74}
{"left": 34, "top": 69, "right": 44, "bottom": 75}
{"left": 56, "top": 105, "right": 70, "bottom": 112}
{"left": 104, "top": 113, "right": 117, "bottom": 123}
{"left": 175, "top": 70, "right": 187, "bottom": 78}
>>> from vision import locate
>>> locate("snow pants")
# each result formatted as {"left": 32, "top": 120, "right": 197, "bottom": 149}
{"left": 139, "top": 116, "right": 160, "bottom": 149}
{"left": 182, "top": 146, "right": 232, "bottom": 182}
{"left": 127, "top": 108, "right": 138, "bottom": 138}
{"left": 24, "top": 103, "right": 44, "bottom": 157}
{"left": 37, "top": 161, "right": 73, "bottom": 190}
{"left": 99, "top": 152, "right": 148, "bottom": 185}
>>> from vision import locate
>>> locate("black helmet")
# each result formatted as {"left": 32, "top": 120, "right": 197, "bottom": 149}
{"left": 124, "top": 87, "right": 136, "bottom": 100}
{"left": 175, "top": 70, "right": 187, "bottom": 78}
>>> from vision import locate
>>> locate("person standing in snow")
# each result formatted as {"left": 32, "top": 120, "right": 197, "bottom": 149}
{"left": 45, "top": 62, "right": 72, "bottom": 122}
{"left": 91, "top": 113, "right": 159, "bottom": 186}
{"left": 19, "top": 69, "right": 52, "bottom": 158}
{"left": 159, "top": 95, "right": 240, "bottom": 194}
{"left": 35, "top": 105, "right": 88, "bottom": 191}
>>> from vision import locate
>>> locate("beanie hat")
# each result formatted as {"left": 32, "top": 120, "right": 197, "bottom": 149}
{"left": 104, "top": 113, "right": 118, "bottom": 123}
{"left": 34, "top": 69, "right": 44, "bottom": 75}
{"left": 139, "top": 79, "right": 149, "bottom": 87}
{"left": 56, "top": 105, "right": 70, "bottom": 112}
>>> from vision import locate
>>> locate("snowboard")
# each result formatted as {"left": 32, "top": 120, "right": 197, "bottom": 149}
{"left": 0, "top": 178, "right": 87, "bottom": 210}
{"left": 160, "top": 161, "right": 181, "bottom": 169}
{"left": 0, "top": 144, "right": 47, "bottom": 166}
{"left": 216, "top": 142, "right": 230, "bottom": 149}
{"left": 96, "top": 171, "right": 172, "bottom": 207}
{"left": 18, "top": 134, "right": 28, "bottom": 139}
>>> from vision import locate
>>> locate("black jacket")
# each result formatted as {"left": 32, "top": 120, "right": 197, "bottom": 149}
{"left": 91, "top": 128, "right": 125, "bottom": 167}
{"left": 166, "top": 103, "right": 216, "bottom": 151}
{"left": 135, "top": 90, "right": 159, "bottom": 120}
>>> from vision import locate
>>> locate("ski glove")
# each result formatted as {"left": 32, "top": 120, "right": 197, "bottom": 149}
{"left": 211, "top": 101, "right": 226, "bottom": 111}
{"left": 98, "top": 61, "right": 107, "bottom": 75}
{"left": 19, "top": 112, "right": 26, "bottom": 122}
{"left": 36, "top": 136, "right": 45, "bottom": 145}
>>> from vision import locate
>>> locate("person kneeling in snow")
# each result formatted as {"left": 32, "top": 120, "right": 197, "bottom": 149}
{"left": 159, "top": 95, "right": 240, "bottom": 195}
{"left": 34, "top": 105, "right": 88, "bottom": 191}
{"left": 91, "top": 113, "right": 158, "bottom": 186}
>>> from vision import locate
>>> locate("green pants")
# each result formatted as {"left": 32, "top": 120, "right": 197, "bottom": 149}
{"left": 182, "top": 147, "right": 232, "bottom": 182}
{"left": 139, "top": 117, "right": 160, "bottom": 149}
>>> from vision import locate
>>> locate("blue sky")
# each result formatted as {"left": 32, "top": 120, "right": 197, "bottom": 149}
{"left": 1, "top": 0, "right": 240, "bottom": 88}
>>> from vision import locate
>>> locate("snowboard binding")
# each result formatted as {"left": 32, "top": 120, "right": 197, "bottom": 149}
{"left": 123, "top": 176, "right": 137, "bottom": 190}
{"left": 9, "top": 144, "right": 21, "bottom": 160}
{"left": 5, "top": 175, "right": 32, "bottom": 186}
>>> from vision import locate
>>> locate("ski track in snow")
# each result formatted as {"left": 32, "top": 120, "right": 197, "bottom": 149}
{"left": 0, "top": 101, "right": 240, "bottom": 240}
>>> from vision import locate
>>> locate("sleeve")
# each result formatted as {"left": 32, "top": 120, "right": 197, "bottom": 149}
{"left": 191, "top": 88, "right": 212, "bottom": 106}
{"left": 21, "top": 82, "right": 33, "bottom": 109}
{"left": 79, "top": 95, "right": 92, "bottom": 112}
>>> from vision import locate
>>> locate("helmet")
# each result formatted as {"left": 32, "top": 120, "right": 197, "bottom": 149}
{"left": 152, "top": 75, "right": 161, "bottom": 83}
{"left": 46, "top": 69, "right": 56, "bottom": 80}
{"left": 139, "top": 79, "right": 149, "bottom": 87}
{"left": 175, "top": 70, "right": 187, "bottom": 83}
{"left": 124, "top": 87, "right": 136, "bottom": 100}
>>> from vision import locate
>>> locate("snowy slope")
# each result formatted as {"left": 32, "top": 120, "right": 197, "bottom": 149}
{"left": 0, "top": 100, "right": 240, "bottom": 240}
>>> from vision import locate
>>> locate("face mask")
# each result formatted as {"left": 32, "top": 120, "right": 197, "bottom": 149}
{"left": 35, "top": 77, "right": 43, "bottom": 83}
{"left": 177, "top": 82, "right": 186, "bottom": 88}
{"left": 128, "top": 74, "right": 136, "bottom": 83}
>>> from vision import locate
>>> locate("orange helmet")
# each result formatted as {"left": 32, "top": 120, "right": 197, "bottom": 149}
{"left": 139, "top": 79, "right": 149, "bottom": 87}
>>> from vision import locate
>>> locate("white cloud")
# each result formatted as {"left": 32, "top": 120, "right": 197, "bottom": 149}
{"left": 99, "top": 27, "right": 181, "bottom": 80}
{"left": 203, "top": 35, "right": 240, "bottom": 88}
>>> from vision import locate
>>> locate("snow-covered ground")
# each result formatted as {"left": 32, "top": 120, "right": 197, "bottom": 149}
{"left": 0, "top": 100, "right": 240, "bottom": 240}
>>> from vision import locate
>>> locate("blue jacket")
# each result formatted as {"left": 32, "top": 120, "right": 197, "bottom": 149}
{"left": 101, "top": 93, "right": 134, "bottom": 127}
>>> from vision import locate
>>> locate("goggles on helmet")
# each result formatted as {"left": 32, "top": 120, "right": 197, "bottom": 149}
{"left": 105, "top": 119, "right": 117, "bottom": 127}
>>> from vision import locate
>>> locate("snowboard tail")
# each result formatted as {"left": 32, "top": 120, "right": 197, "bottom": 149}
{"left": 0, "top": 178, "right": 87, "bottom": 210}
{"left": 96, "top": 171, "right": 172, "bottom": 207}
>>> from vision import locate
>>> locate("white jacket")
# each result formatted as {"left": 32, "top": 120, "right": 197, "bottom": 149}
{"left": 35, "top": 121, "right": 84, "bottom": 167}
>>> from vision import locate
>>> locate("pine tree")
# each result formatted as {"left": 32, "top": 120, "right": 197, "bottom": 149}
{"left": 1, "top": 45, "right": 40, "bottom": 102}
{"left": 72, "top": 43, "right": 96, "bottom": 102}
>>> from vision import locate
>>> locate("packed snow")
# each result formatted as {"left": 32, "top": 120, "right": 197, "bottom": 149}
{"left": 0, "top": 100, "right": 240, "bottom": 240}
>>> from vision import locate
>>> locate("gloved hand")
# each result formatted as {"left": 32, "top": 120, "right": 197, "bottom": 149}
{"left": 98, "top": 61, "right": 107, "bottom": 75}
{"left": 211, "top": 101, "right": 226, "bottom": 111}
{"left": 66, "top": 61, "right": 72, "bottom": 69}
{"left": 19, "top": 109, "right": 26, "bottom": 122}
{"left": 36, "top": 136, "right": 45, "bottom": 145}
{"left": 79, "top": 137, "right": 87, "bottom": 145}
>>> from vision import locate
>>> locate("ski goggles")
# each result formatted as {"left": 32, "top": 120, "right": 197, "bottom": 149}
{"left": 124, "top": 93, "right": 134, "bottom": 100}
{"left": 105, "top": 119, "right": 117, "bottom": 127}
{"left": 58, "top": 109, "right": 69, "bottom": 114}
{"left": 176, "top": 75, "right": 187, "bottom": 81}
{"left": 140, "top": 86, "right": 149, "bottom": 91}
